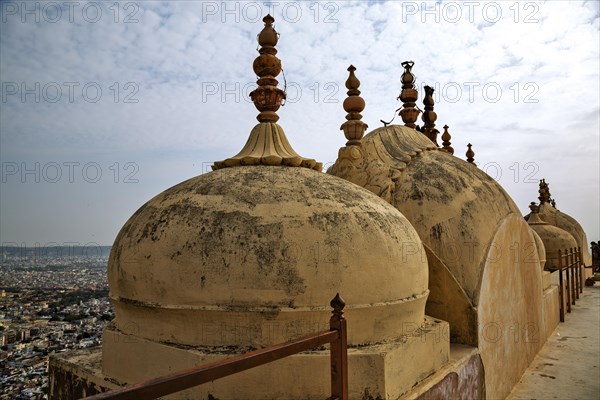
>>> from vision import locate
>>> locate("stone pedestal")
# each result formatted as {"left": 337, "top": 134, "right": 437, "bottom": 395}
{"left": 98, "top": 316, "right": 449, "bottom": 399}
{"left": 49, "top": 316, "right": 450, "bottom": 400}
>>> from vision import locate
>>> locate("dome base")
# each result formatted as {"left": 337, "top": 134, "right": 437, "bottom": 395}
{"left": 111, "top": 290, "right": 429, "bottom": 348}
{"left": 101, "top": 317, "right": 449, "bottom": 399}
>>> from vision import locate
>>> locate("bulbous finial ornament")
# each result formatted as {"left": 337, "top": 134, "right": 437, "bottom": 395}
{"left": 421, "top": 85, "right": 439, "bottom": 145}
{"left": 529, "top": 201, "right": 539, "bottom": 213}
{"left": 466, "top": 143, "right": 475, "bottom": 163}
{"left": 212, "top": 15, "right": 321, "bottom": 171}
{"left": 345, "top": 65, "right": 360, "bottom": 94}
{"left": 401, "top": 61, "right": 416, "bottom": 86}
{"left": 398, "top": 61, "right": 421, "bottom": 129}
{"left": 250, "top": 14, "right": 285, "bottom": 123}
{"left": 257, "top": 14, "right": 277, "bottom": 47}
{"left": 527, "top": 201, "right": 547, "bottom": 225}
{"left": 440, "top": 125, "right": 454, "bottom": 154}
{"left": 340, "top": 65, "right": 368, "bottom": 146}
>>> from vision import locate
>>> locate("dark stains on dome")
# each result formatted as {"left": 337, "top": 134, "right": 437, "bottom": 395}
{"left": 431, "top": 224, "right": 444, "bottom": 241}
{"left": 308, "top": 211, "right": 343, "bottom": 231}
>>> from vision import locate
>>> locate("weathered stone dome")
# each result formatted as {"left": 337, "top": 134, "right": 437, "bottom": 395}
{"left": 103, "top": 25, "right": 441, "bottom": 400}
{"left": 328, "top": 123, "right": 548, "bottom": 399}
{"left": 527, "top": 211, "right": 577, "bottom": 269}
{"left": 538, "top": 203, "right": 591, "bottom": 265}
{"left": 328, "top": 125, "right": 521, "bottom": 304}
{"left": 530, "top": 228, "right": 547, "bottom": 270}
{"left": 108, "top": 165, "right": 429, "bottom": 348}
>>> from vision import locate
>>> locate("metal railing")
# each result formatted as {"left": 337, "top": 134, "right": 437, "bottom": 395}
{"left": 557, "top": 247, "right": 583, "bottom": 322}
{"left": 84, "top": 294, "right": 348, "bottom": 400}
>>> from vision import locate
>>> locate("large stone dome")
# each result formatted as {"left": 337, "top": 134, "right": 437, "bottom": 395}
{"left": 329, "top": 125, "right": 521, "bottom": 303}
{"left": 108, "top": 164, "right": 429, "bottom": 348}
{"left": 328, "top": 123, "right": 548, "bottom": 399}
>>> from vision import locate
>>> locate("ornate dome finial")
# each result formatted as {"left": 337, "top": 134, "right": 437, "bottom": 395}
{"left": 398, "top": 61, "right": 421, "bottom": 129}
{"left": 538, "top": 179, "right": 550, "bottom": 203}
{"left": 212, "top": 15, "right": 321, "bottom": 171}
{"left": 250, "top": 14, "right": 285, "bottom": 123}
{"left": 546, "top": 181, "right": 555, "bottom": 206}
{"left": 527, "top": 201, "right": 548, "bottom": 225}
{"left": 340, "top": 65, "right": 368, "bottom": 146}
{"left": 421, "top": 85, "right": 439, "bottom": 145}
{"left": 541, "top": 180, "right": 557, "bottom": 208}
{"left": 466, "top": 143, "right": 475, "bottom": 164}
{"left": 440, "top": 124, "right": 454, "bottom": 154}
{"left": 529, "top": 201, "right": 539, "bottom": 214}
{"left": 258, "top": 14, "right": 276, "bottom": 45}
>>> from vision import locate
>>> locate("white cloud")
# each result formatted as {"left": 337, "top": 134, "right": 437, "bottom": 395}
{"left": 1, "top": 0, "right": 598, "bottom": 244}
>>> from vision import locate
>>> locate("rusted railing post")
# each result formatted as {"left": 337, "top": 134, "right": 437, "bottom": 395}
{"left": 329, "top": 293, "right": 348, "bottom": 400}
{"left": 565, "top": 249, "right": 572, "bottom": 313}
{"left": 84, "top": 294, "right": 349, "bottom": 400}
{"left": 558, "top": 249, "right": 565, "bottom": 322}
{"left": 569, "top": 248, "right": 575, "bottom": 302}
{"left": 574, "top": 247, "right": 580, "bottom": 299}
{"left": 570, "top": 247, "right": 577, "bottom": 305}
{"left": 572, "top": 248, "right": 577, "bottom": 299}
{"left": 576, "top": 247, "right": 580, "bottom": 291}
{"left": 578, "top": 247, "right": 584, "bottom": 294}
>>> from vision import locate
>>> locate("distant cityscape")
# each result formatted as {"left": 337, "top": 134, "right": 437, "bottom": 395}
{"left": 0, "top": 246, "right": 113, "bottom": 400}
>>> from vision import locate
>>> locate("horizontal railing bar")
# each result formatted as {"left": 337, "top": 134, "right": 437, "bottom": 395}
{"left": 85, "top": 330, "right": 339, "bottom": 400}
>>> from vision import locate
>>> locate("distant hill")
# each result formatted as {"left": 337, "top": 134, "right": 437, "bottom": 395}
{"left": 1, "top": 245, "right": 112, "bottom": 258}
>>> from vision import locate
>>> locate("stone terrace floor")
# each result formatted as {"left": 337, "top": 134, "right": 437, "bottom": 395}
{"left": 507, "top": 283, "right": 600, "bottom": 400}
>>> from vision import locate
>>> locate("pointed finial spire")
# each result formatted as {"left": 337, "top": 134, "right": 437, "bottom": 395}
{"left": 330, "top": 293, "right": 346, "bottom": 317}
{"left": 538, "top": 179, "right": 549, "bottom": 203}
{"left": 466, "top": 143, "right": 475, "bottom": 163}
{"left": 340, "top": 65, "right": 368, "bottom": 146}
{"left": 250, "top": 14, "right": 285, "bottom": 123}
{"left": 398, "top": 61, "right": 421, "bottom": 129}
{"left": 421, "top": 85, "right": 439, "bottom": 145}
{"left": 440, "top": 124, "right": 454, "bottom": 154}
{"left": 212, "top": 15, "right": 321, "bottom": 171}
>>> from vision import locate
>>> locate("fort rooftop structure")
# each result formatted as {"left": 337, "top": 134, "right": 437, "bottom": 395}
{"left": 49, "top": 14, "right": 593, "bottom": 400}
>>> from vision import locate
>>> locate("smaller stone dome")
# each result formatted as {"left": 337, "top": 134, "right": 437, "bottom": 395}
{"left": 530, "top": 228, "right": 546, "bottom": 271}
{"left": 538, "top": 202, "right": 591, "bottom": 266}
{"left": 527, "top": 210, "right": 577, "bottom": 270}
{"left": 526, "top": 179, "right": 592, "bottom": 266}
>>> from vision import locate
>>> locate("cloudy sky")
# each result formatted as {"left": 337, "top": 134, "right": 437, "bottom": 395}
{"left": 1, "top": 0, "right": 598, "bottom": 247}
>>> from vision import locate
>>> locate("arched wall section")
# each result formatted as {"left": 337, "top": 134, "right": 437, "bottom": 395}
{"left": 477, "top": 214, "right": 545, "bottom": 400}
